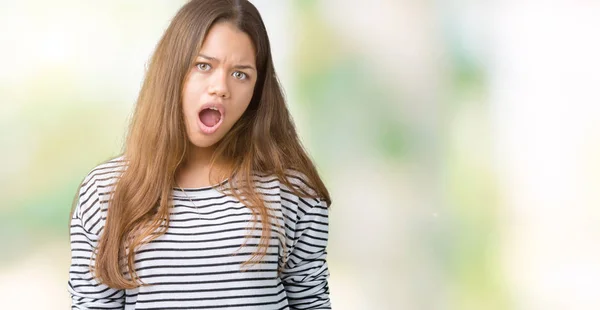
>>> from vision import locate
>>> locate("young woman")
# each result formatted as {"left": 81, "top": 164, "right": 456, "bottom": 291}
{"left": 68, "top": 0, "right": 332, "bottom": 309}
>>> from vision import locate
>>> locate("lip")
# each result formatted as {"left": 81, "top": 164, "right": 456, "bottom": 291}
{"left": 197, "top": 101, "right": 225, "bottom": 135}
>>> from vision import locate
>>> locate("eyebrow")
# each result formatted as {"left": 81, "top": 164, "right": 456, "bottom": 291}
{"left": 197, "top": 53, "right": 256, "bottom": 71}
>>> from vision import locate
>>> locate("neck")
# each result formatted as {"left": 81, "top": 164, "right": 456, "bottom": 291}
{"left": 185, "top": 144, "right": 217, "bottom": 168}
{"left": 176, "top": 144, "right": 230, "bottom": 188}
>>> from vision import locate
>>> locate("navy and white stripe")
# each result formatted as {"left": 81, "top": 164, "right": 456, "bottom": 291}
{"left": 68, "top": 158, "right": 331, "bottom": 309}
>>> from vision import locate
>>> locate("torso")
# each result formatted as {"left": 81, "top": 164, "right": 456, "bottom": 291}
{"left": 85, "top": 158, "right": 305, "bottom": 309}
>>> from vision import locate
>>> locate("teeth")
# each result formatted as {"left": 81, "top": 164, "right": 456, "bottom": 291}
{"left": 209, "top": 107, "right": 218, "bottom": 111}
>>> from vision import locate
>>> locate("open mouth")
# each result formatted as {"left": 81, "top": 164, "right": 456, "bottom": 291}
{"left": 199, "top": 107, "right": 221, "bottom": 127}
{"left": 197, "top": 106, "right": 224, "bottom": 134}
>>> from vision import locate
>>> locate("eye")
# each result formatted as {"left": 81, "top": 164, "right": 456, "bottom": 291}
{"left": 232, "top": 71, "right": 248, "bottom": 80}
{"left": 196, "top": 63, "right": 211, "bottom": 71}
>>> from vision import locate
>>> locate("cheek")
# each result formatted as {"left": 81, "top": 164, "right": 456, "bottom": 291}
{"left": 230, "top": 88, "right": 254, "bottom": 118}
{"left": 182, "top": 79, "right": 203, "bottom": 110}
{"left": 181, "top": 94, "right": 198, "bottom": 129}
{"left": 181, "top": 95, "right": 194, "bottom": 122}
{"left": 182, "top": 73, "right": 205, "bottom": 98}
{"left": 240, "top": 84, "right": 256, "bottom": 107}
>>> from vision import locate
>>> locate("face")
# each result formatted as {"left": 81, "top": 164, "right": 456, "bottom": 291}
{"left": 181, "top": 21, "right": 257, "bottom": 150}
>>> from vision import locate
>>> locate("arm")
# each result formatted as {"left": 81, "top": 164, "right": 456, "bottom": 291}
{"left": 68, "top": 177, "right": 125, "bottom": 309}
{"left": 281, "top": 197, "right": 332, "bottom": 309}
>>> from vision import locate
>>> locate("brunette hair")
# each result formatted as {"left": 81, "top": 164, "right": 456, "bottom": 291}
{"left": 82, "top": 0, "right": 330, "bottom": 289}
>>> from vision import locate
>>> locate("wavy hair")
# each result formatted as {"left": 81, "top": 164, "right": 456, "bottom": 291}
{"left": 85, "top": 0, "right": 331, "bottom": 289}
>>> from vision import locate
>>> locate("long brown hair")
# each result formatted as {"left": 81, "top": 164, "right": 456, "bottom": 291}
{"left": 91, "top": 0, "right": 331, "bottom": 289}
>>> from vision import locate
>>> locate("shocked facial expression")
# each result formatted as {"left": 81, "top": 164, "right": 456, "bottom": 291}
{"left": 181, "top": 21, "right": 257, "bottom": 149}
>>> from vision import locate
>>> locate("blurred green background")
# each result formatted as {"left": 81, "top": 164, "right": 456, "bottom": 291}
{"left": 1, "top": 1, "right": 600, "bottom": 309}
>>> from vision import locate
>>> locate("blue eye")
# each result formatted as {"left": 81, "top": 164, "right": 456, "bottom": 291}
{"left": 196, "top": 63, "right": 211, "bottom": 71}
{"left": 233, "top": 71, "right": 247, "bottom": 80}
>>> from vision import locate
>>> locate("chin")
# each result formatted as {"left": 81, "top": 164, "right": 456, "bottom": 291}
{"left": 189, "top": 136, "right": 222, "bottom": 149}
{"left": 189, "top": 133, "right": 223, "bottom": 148}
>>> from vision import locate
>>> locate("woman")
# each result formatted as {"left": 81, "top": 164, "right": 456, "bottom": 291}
{"left": 68, "top": 0, "right": 332, "bottom": 309}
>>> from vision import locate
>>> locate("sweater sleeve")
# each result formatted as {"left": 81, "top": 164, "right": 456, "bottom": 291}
{"left": 281, "top": 197, "right": 332, "bottom": 309}
{"left": 68, "top": 175, "right": 125, "bottom": 309}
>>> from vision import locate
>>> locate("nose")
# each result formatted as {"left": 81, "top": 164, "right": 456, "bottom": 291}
{"left": 208, "top": 70, "right": 230, "bottom": 99}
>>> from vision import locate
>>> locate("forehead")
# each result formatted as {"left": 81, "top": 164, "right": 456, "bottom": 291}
{"left": 198, "top": 22, "right": 256, "bottom": 64}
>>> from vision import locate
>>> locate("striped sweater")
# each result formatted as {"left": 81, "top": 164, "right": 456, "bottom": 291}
{"left": 68, "top": 158, "right": 331, "bottom": 309}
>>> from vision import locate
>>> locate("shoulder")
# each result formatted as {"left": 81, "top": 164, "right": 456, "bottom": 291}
{"left": 74, "top": 156, "right": 127, "bottom": 234}
{"left": 253, "top": 169, "right": 318, "bottom": 197}
{"left": 80, "top": 156, "right": 127, "bottom": 187}
{"left": 253, "top": 170, "right": 327, "bottom": 221}
{"left": 283, "top": 169, "right": 318, "bottom": 194}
